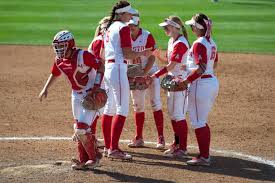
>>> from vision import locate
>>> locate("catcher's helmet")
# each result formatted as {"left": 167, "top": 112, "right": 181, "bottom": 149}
{"left": 52, "top": 30, "right": 75, "bottom": 59}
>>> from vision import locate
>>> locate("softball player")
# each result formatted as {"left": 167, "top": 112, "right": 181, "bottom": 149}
{"left": 39, "top": 30, "right": 104, "bottom": 170}
{"left": 87, "top": 16, "right": 110, "bottom": 137}
{"left": 101, "top": 1, "right": 152, "bottom": 160}
{"left": 126, "top": 12, "right": 165, "bottom": 149}
{"left": 178, "top": 13, "right": 219, "bottom": 166}
{"left": 152, "top": 16, "right": 190, "bottom": 158}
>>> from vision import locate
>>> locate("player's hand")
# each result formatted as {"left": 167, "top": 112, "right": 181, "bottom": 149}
{"left": 142, "top": 49, "right": 153, "bottom": 57}
{"left": 153, "top": 49, "right": 161, "bottom": 57}
{"left": 39, "top": 89, "right": 48, "bottom": 102}
{"left": 176, "top": 79, "right": 189, "bottom": 89}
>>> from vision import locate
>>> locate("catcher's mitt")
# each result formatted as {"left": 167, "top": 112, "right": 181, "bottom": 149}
{"left": 129, "top": 76, "right": 152, "bottom": 90}
{"left": 127, "top": 64, "right": 144, "bottom": 78}
{"left": 161, "top": 75, "right": 187, "bottom": 92}
{"left": 81, "top": 88, "right": 107, "bottom": 110}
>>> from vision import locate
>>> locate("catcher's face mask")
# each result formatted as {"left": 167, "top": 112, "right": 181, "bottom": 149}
{"left": 52, "top": 42, "right": 68, "bottom": 59}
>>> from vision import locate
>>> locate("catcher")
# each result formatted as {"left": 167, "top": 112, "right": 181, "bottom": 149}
{"left": 151, "top": 16, "right": 190, "bottom": 158}
{"left": 126, "top": 11, "right": 166, "bottom": 149}
{"left": 38, "top": 30, "right": 107, "bottom": 170}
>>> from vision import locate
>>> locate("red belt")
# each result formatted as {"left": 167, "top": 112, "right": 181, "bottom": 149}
{"left": 107, "top": 59, "right": 127, "bottom": 64}
{"left": 201, "top": 75, "right": 212, "bottom": 79}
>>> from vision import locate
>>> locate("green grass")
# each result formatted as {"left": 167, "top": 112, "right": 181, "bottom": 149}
{"left": 0, "top": 0, "right": 275, "bottom": 54}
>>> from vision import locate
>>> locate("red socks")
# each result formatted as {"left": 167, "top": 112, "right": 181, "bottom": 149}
{"left": 101, "top": 114, "right": 113, "bottom": 149}
{"left": 177, "top": 120, "right": 188, "bottom": 151}
{"left": 195, "top": 124, "right": 211, "bottom": 158}
{"left": 77, "top": 140, "right": 89, "bottom": 163}
{"left": 110, "top": 115, "right": 126, "bottom": 150}
{"left": 135, "top": 112, "right": 145, "bottom": 139}
{"left": 153, "top": 110, "right": 164, "bottom": 137}
{"left": 91, "top": 116, "right": 99, "bottom": 135}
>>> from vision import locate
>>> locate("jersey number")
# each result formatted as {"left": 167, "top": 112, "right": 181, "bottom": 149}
{"left": 105, "top": 31, "right": 110, "bottom": 43}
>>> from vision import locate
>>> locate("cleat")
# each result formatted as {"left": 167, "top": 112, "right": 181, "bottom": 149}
{"left": 128, "top": 138, "right": 144, "bottom": 148}
{"left": 187, "top": 156, "right": 211, "bottom": 166}
{"left": 71, "top": 159, "right": 86, "bottom": 170}
{"left": 84, "top": 160, "right": 99, "bottom": 169}
{"left": 163, "top": 142, "right": 179, "bottom": 156}
{"left": 108, "top": 149, "right": 133, "bottom": 160}
{"left": 103, "top": 147, "right": 109, "bottom": 157}
{"left": 156, "top": 136, "right": 165, "bottom": 149}
{"left": 164, "top": 148, "right": 189, "bottom": 158}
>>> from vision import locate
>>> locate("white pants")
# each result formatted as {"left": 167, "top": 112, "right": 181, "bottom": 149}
{"left": 167, "top": 90, "right": 188, "bottom": 121}
{"left": 71, "top": 90, "right": 98, "bottom": 126}
{"left": 131, "top": 77, "right": 162, "bottom": 112}
{"left": 188, "top": 77, "right": 219, "bottom": 129}
{"left": 103, "top": 63, "right": 129, "bottom": 117}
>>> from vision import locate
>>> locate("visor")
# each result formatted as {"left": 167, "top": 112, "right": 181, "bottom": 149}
{"left": 115, "top": 5, "right": 136, "bottom": 14}
{"left": 127, "top": 16, "right": 140, "bottom": 25}
{"left": 159, "top": 18, "right": 181, "bottom": 29}
{"left": 185, "top": 18, "right": 204, "bottom": 29}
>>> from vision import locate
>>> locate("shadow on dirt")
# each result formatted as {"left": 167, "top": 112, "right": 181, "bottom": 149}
{"left": 130, "top": 151, "right": 275, "bottom": 182}
{"left": 93, "top": 169, "right": 175, "bottom": 183}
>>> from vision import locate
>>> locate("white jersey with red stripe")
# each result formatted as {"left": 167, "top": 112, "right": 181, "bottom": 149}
{"left": 167, "top": 35, "right": 189, "bottom": 78}
{"left": 51, "top": 49, "right": 100, "bottom": 92}
{"left": 129, "top": 28, "right": 158, "bottom": 74}
{"left": 103, "top": 21, "right": 129, "bottom": 63}
{"left": 187, "top": 36, "right": 217, "bottom": 76}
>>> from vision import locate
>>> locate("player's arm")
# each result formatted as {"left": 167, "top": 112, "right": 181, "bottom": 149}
{"left": 120, "top": 26, "right": 152, "bottom": 60}
{"left": 178, "top": 43, "right": 207, "bottom": 88}
{"left": 39, "top": 62, "right": 61, "bottom": 101}
{"left": 153, "top": 49, "right": 168, "bottom": 63}
{"left": 84, "top": 51, "right": 105, "bottom": 88}
{"left": 39, "top": 74, "right": 58, "bottom": 102}
{"left": 151, "top": 42, "right": 187, "bottom": 79}
{"left": 143, "top": 34, "right": 157, "bottom": 74}
{"left": 143, "top": 55, "right": 155, "bottom": 74}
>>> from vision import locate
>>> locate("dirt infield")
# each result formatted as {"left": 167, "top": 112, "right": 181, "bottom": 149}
{"left": 0, "top": 45, "right": 274, "bottom": 183}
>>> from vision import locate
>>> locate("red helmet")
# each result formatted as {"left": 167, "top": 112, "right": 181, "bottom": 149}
{"left": 52, "top": 30, "right": 75, "bottom": 59}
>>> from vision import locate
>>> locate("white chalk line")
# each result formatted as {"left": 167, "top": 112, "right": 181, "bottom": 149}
{"left": 0, "top": 136, "right": 274, "bottom": 168}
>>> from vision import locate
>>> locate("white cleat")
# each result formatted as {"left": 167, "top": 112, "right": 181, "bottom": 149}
{"left": 187, "top": 156, "right": 211, "bottom": 166}
{"left": 71, "top": 159, "right": 86, "bottom": 170}
{"left": 103, "top": 147, "right": 109, "bottom": 157}
{"left": 163, "top": 143, "right": 179, "bottom": 157}
{"left": 164, "top": 148, "right": 189, "bottom": 159}
{"left": 156, "top": 136, "right": 165, "bottom": 149}
{"left": 128, "top": 138, "right": 144, "bottom": 148}
{"left": 108, "top": 149, "right": 133, "bottom": 161}
{"left": 84, "top": 160, "right": 99, "bottom": 169}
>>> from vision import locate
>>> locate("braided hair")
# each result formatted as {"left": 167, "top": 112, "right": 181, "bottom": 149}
{"left": 105, "top": 1, "right": 130, "bottom": 31}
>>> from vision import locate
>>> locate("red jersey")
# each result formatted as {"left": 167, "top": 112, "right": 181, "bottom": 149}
{"left": 51, "top": 49, "right": 101, "bottom": 91}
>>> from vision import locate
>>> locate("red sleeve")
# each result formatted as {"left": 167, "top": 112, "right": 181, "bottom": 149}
{"left": 51, "top": 62, "right": 61, "bottom": 76}
{"left": 119, "top": 26, "right": 132, "bottom": 48}
{"left": 91, "top": 39, "right": 103, "bottom": 59}
{"left": 145, "top": 34, "right": 156, "bottom": 51}
{"left": 83, "top": 51, "right": 101, "bottom": 70}
{"left": 214, "top": 51, "right": 218, "bottom": 63}
{"left": 193, "top": 42, "right": 207, "bottom": 65}
{"left": 170, "top": 42, "right": 188, "bottom": 63}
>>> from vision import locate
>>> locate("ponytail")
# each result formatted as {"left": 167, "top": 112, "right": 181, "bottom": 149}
{"left": 94, "top": 25, "right": 101, "bottom": 39}
{"left": 105, "top": 6, "right": 116, "bottom": 31}
{"left": 182, "top": 25, "right": 191, "bottom": 47}
{"left": 105, "top": 1, "right": 130, "bottom": 31}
